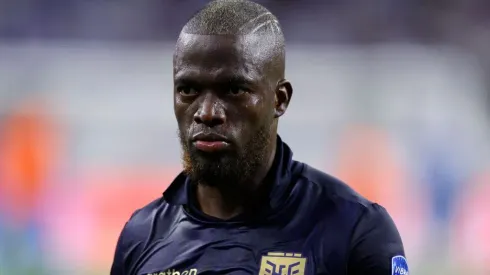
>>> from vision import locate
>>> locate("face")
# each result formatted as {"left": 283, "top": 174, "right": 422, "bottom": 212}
{"left": 173, "top": 33, "right": 291, "bottom": 186}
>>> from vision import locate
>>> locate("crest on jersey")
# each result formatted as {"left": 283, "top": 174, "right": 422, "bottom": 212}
{"left": 258, "top": 252, "right": 306, "bottom": 275}
{"left": 392, "top": 255, "right": 409, "bottom": 275}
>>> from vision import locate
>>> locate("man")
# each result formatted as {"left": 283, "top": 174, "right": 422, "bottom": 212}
{"left": 110, "top": 1, "right": 408, "bottom": 274}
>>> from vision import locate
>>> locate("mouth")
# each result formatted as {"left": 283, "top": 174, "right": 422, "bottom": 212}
{"left": 191, "top": 133, "right": 231, "bottom": 153}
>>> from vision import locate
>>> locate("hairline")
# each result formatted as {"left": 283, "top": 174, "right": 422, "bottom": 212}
{"left": 178, "top": 32, "right": 284, "bottom": 39}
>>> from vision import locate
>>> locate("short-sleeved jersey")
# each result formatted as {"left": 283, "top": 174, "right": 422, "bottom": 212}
{"left": 110, "top": 136, "right": 407, "bottom": 275}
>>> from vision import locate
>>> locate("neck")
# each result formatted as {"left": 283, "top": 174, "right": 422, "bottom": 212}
{"left": 196, "top": 136, "right": 278, "bottom": 220}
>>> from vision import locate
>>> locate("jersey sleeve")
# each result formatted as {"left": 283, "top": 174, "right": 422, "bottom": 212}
{"left": 110, "top": 221, "right": 133, "bottom": 275}
{"left": 347, "top": 203, "right": 408, "bottom": 275}
{"left": 110, "top": 211, "right": 143, "bottom": 275}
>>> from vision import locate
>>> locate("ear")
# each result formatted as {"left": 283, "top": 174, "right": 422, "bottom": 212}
{"left": 274, "top": 79, "right": 293, "bottom": 118}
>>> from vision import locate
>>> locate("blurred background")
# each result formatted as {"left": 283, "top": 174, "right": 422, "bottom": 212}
{"left": 0, "top": 0, "right": 489, "bottom": 274}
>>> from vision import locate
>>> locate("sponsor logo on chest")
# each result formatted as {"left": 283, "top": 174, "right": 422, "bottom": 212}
{"left": 147, "top": 268, "right": 198, "bottom": 275}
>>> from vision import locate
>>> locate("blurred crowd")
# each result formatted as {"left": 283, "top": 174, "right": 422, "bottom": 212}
{"left": 0, "top": 1, "right": 489, "bottom": 275}
{"left": 1, "top": 0, "right": 490, "bottom": 108}
{"left": 0, "top": 0, "right": 490, "bottom": 42}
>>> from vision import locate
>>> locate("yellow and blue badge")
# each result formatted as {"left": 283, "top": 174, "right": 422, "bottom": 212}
{"left": 391, "top": 255, "right": 409, "bottom": 275}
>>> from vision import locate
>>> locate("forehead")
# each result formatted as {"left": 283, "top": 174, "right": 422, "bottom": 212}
{"left": 173, "top": 34, "right": 266, "bottom": 82}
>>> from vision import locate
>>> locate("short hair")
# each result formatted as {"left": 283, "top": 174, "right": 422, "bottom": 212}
{"left": 182, "top": 0, "right": 283, "bottom": 38}
{"left": 179, "top": 0, "right": 286, "bottom": 77}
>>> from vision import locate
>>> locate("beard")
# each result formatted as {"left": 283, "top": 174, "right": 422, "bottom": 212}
{"left": 179, "top": 123, "right": 273, "bottom": 187}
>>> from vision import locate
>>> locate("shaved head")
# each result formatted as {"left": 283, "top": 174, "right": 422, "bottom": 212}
{"left": 177, "top": 0, "right": 286, "bottom": 80}
{"left": 183, "top": 0, "right": 282, "bottom": 36}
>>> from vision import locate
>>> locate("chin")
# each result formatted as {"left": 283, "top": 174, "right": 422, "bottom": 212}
{"left": 195, "top": 152, "right": 236, "bottom": 168}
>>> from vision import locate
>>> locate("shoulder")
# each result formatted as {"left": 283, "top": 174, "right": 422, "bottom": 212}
{"left": 294, "top": 163, "right": 406, "bottom": 273}
{"left": 124, "top": 197, "right": 166, "bottom": 235}
{"left": 347, "top": 201, "right": 406, "bottom": 274}
{"left": 111, "top": 172, "right": 189, "bottom": 274}
{"left": 297, "top": 162, "right": 373, "bottom": 209}
{"left": 294, "top": 162, "right": 401, "bottom": 237}
{"left": 114, "top": 196, "right": 182, "bottom": 261}
{"left": 122, "top": 195, "right": 181, "bottom": 245}
{"left": 121, "top": 172, "right": 188, "bottom": 244}
{"left": 116, "top": 197, "right": 164, "bottom": 252}
{"left": 111, "top": 196, "right": 177, "bottom": 274}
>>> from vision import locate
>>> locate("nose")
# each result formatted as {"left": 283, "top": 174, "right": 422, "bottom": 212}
{"left": 193, "top": 92, "right": 226, "bottom": 127}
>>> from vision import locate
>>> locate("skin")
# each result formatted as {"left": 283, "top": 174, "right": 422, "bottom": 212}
{"left": 173, "top": 32, "right": 293, "bottom": 219}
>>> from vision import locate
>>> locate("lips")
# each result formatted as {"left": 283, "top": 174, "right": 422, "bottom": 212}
{"left": 191, "top": 133, "right": 230, "bottom": 153}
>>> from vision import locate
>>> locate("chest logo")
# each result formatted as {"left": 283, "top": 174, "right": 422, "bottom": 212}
{"left": 258, "top": 252, "right": 306, "bottom": 275}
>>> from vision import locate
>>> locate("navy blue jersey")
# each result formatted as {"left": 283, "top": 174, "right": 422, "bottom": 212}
{"left": 111, "top": 137, "right": 408, "bottom": 275}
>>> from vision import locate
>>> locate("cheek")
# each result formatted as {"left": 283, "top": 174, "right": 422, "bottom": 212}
{"left": 174, "top": 94, "right": 196, "bottom": 118}
{"left": 173, "top": 95, "right": 181, "bottom": 117}
{"left": 236, "top": 98, "right": 273, "bottom": 132}
{"left": 251, "top": 95, "right": 276, "bottom": 122}
{"left": 174, "top": 103, "right": 194, "bottom": 132}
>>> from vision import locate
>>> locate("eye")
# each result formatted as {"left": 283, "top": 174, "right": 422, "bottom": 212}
{"left": 177, "top": 86, "right": 199, "bottom": 96}
{"left": 228, "top": 86, "right": 247, "bottom": 96}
